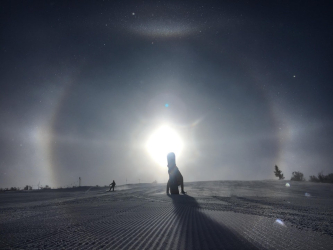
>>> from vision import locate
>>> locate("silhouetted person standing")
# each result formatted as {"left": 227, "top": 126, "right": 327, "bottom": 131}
{"left": 166, "top": 152, "right": 186, "bottom": 195}
{"left": 109, "top": 180, "right": 116, "bottom": 191}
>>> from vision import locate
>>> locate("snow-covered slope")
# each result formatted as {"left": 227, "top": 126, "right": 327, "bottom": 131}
{"left": 1, "top": 180, "right": 332, "bottom": 249}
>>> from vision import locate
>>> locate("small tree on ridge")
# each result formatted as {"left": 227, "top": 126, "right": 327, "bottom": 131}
{"left": 274, "top": 165, "right": 285, "bottom": 180}
{"left": 291, "top": 171, "right": 305, "bottom": 181}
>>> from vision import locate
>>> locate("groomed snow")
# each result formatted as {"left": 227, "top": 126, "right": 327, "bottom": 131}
{"left": 1, "top": 180, "right": 332, "bottom": 249}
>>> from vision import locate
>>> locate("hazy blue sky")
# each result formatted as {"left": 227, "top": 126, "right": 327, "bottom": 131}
{"left": 1, "top": 0, "right": 332, "bottom": 188}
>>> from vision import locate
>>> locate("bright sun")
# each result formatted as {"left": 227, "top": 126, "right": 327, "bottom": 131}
{"left": 146, "top": 126, "right": 183, "bottom": 167}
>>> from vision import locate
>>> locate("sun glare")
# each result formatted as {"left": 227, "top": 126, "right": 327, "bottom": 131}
{"left": 146, "top": 126, "right": 183, "bottom": 167}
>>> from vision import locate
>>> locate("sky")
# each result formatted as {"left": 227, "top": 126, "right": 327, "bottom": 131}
{"left": 1, "top": 0, "right": 332, "bottom": 188}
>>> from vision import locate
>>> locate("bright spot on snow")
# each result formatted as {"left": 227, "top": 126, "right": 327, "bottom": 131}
{"left": 274, "top": 219, "right": 286, "bottom": 227}
{"left": 305, "top": 193, "right": 311, "bottom": 197}
{"left": 146, "top": 126, "right": 183, "bottom": 167}
{"left": 285, "top": 183, "right": 290, "bottom": 187}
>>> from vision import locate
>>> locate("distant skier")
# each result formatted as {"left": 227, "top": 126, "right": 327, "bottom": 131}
{"left": 166, "top": 152, "right": 186, "bottom": 195}
{"left": 109, "top": 180, "right": 116, "bottom": 192}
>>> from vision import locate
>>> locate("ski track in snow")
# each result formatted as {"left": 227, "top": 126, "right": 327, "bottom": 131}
{"left": 0, "top": 181, "right": 332, "bottom": 249}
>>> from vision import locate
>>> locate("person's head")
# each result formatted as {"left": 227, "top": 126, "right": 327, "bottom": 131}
{"left": 167, "top": 152, "right": 176, "bottom": 166}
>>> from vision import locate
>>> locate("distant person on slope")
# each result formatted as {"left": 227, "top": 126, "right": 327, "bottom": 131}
{"left": 166, "top": 152, "right": 186, "bottom": 195}
{"left": 109, "top": 180, "right": 116, "bottom": 192}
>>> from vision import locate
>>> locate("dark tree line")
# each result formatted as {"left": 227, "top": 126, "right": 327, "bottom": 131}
{"left": 274, "top": 165, "right": 333, "bottom": 183}
{"left": 309, "top": 172, "right": 333, "bottom": 183}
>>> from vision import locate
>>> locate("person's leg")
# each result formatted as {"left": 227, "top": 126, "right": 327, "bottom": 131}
{"left": 179, "top": 175, "right": 185, "bottom": 193}
{"left": 166, "top": 180, "right": 170, "bottom": 194}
